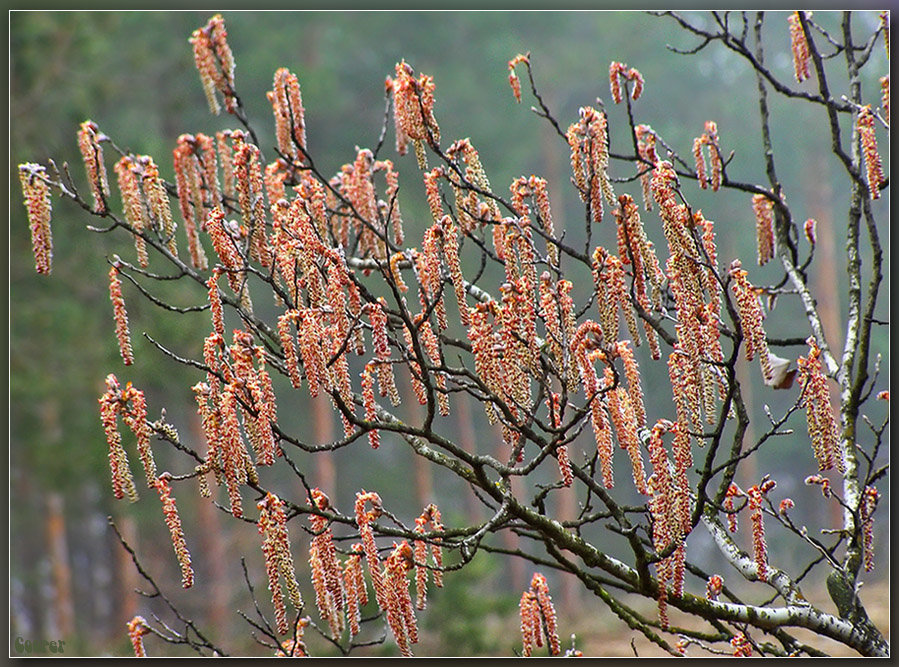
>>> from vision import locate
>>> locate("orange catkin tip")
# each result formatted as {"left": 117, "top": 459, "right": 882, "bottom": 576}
{"left": 18, "top": 163, "right": 54, "bottom": 275}
{"left": 108, "top": 265, "right": 134, "bottom": 366}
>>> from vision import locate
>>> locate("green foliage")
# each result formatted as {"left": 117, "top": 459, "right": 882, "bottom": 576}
{"left": 421, "top": 551, "right": 519, "bottom": 656}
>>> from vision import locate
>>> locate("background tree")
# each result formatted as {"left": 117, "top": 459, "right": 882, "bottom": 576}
{"left": 11, "top": 10, "right": 889, "bottom": 657}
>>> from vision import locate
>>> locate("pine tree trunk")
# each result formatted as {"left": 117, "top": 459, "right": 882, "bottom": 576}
{"left": 45, "top": 492, "right": 74, "bottom": 638}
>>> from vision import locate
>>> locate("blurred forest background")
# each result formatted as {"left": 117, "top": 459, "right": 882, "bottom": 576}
{"left": 10, "top": 10, "right": 889, "bottom": 656}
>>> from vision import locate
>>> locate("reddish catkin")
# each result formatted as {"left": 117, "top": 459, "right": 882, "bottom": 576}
{"left": 234, "top": 138, "right": 271, "bottom": 269}
{"left": 857, "top": 105, "right": 884, "bottom": 200}
{"left": 388, "top": 251, "right": 410, "bottom": 293}
{"left": 508, "top": 53, "right": 529, "bottom": 103}
{"left": 258, "top": 497, "right": 288, "bottom": 635}
{"left": 704, "top": 121, "right": 722, "bottom": 191}
{"left": 616, "top": 196, "right": 659, "bottom": 349}
{"left": 668, "top": 349, "right": 701, "bottom": 447}
{"left": 114, "top": 156, "right": 149, "bottom": 268}
{"left": 520, "top": 573, "right": 561, "bottom": 656}
{"left": 275, "top": 618, "right": 310, "bottom": 657}
{"left": 344, "top": 544, "right": 368, "bottom": 637}
{"left": 537, "top": 273, "right": 565, "bottom": 370}
{"left": 277, "top": 310, "right": 302, "bottom": 389}
{"left": 127, "top": 616, "right": 150, "bottom": 657}
{"left": 797, "top": 336, "right": 840, "bottom": 471}
{"left": 422, "top": 167, "right": 445, "bottom": 224}
{"left": 120, "top": 383, "right": 156, "bottom": 486}
{"left": 571, "top": 320, "right": 604, "bottom": 397}
{"left": 647, "top": 421, "right": 681, "bottom": 628}
{"left": 615, "top": 341, "right": 646, "bottom": 428}
{"left": 262, "top": 494, "right": 304, "bottom": 613}
{"left": 624, "top": 396, "right": 649, "bottom": 495}
{"left": 207, "top": 269, "right": 226, "bottom": 338}
{"left": 155, "top": 473, "right": 194, "bottom": 588}
{"left": 497, "top": 282, "right": 532, "bottom": 411}
{"left": 467, "top": 301, "right": 503, "bottom": 422}
{"left": 731, "top": 633, "right": 753, "bottom": 657}
{"left": 99, "top": 374, "right": 139, "bottom": 502}
{"left": 343, "top": 149, "right": 379, "bottom": 255}
{"left": 752, "top": 194, "right": 775, "bottom": 266}
{"left": 18, "top": 163, "right": 54, "bottom": 275}
{"left": 203, "top": 332, "right": 225, "bottom": 386}
{"left": 729, "top": 261, "right": 773, "bottom": 382}
{"left": 567, "top": 106, "right": 613, "bottom": 222}
{"left": 860, "top": 486, "right": 880, "bottom": 572}
{"left": 546, "top": 393, "right": 574, "bottom": 487}
{"left": 355, "top": 491, "right": 389, "bottom": 612}
{"left": 527, "top": 175, "right": 558, "bottom": 266}
{"left": 180, "top": 137, "right": 211, "bottom": 270}
{"left": 595, "top": 247, "right": 640, "bottom": 344}
{"left": 532, "top": 573, "right": 561, "bottom": 656}
{"left": 219, "top": 384, "right": 249, "bottom": 518}
{"left": 412, "top": 504, "right": 444, "bottom": 610}
{"left": 78, "top": 120, "right": 110, "bottom": 213}
{"left": 367, "top": 299, "right": 398, "bottom": 402}
{"left": 250, "top": 359, "right": 278, "bottom": 467}
{"left": 880, "top": 76, "right": 889, "bottom": 125}
{"left": 328, "top": 338, "right": 356, "bottom": 440}
{"left": 414, "top": 534, "right": 429, "bottom": 611}
{"left": 555, "top": 442, "right": 574, "bottom": 488}
{"left": 635, "top": 124, "right": 658, "bottom": 211}
{"left": 173, "top": 137, "right": 202, "bottom": 266}
{"left": 788, "top": 12, "right": 812, "bottom": 83}
{"left": 520, "top": 590, "right": 540, "bottom": 657}
{"left": 269, "top": 67, "right": 307, "bottom": 162}
{"left": 108, "top": 265, "right": 134, "bottom": 366}
{"left": 724, "top": 483, "right": 741, "bottom": 533}
{"left": 805, "top": 474, "right": 832, "bottom": 498}
{"left": 418, "top": 222, "right": 447, "bottom": 331}
{"left": 192, "top": 382, "right": 222, "bottom": 486}
{"left": 392, "top": 59, "right": 440, "bottom": 160}
{"left": 361, "top": 364, "right": 381, "bottom": 449}
{"left": 297, "top": 308, "right": 327, "bottom": 398}
{"left": 651, "top": 161, "right": 693, "bottom": 260}
{"left": 190, "top": 20, "right": 221, "bottom": 114}
{"left": 440, "top": 216, "right": 470, "bottom": 326}
{"left": 401, "top": 322, "right": 429, "bottom": 408}
{"left": 141, "top": 157, "right": 179, "bottom": 257}
{"left": 196, "top": 132, "right": 221, "bottom": 209}
{"left": 608, "top": 61, "right": 644, "bottom": 103}
{"left": 628, "top": 67, "right": 644, "bottom": 100}
{"left": 706, "top": 574, "right": 723, "bottom": 601}
{"left": 589, "top": 108, "right": 614, "bottom": 215}
{"left": 270, "top": 200, "right": 294, "bottom": 294}
{"left": 746, "top": 484, "right": 769, "bottom": 582}
{"left": 607, "top": 383, "right": 648, "bottom": 495}
{"left": 589, "top": 353, "right": 615, "bottom": 489}
{"left": 264, "top": 160, "right": 288, "bottom": 211}
{"left": 882, "top": 11, "right": 890, "bottom": 58}
{"left": 693, "top": 136, "right": 707, "bottom": 190}
{"left": 383, "top": 541, "right": 418, "bottom": 656}
{"left": 418, "top": 314, "right": 450, "bottom": 416}
{"left": 308, "top": 489, "right": 346, "bottom": 639}
{"left": 189, "top": 14, "right": 236, "bottom": 115}
{"left": 373, "top": 158, "right": 405, "bottom": 246}
{"left": 608, "top": 61, "right": 625, "bottom": 104}
{"left": 557, "top": 281, "right": 577, "bottom": 383}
